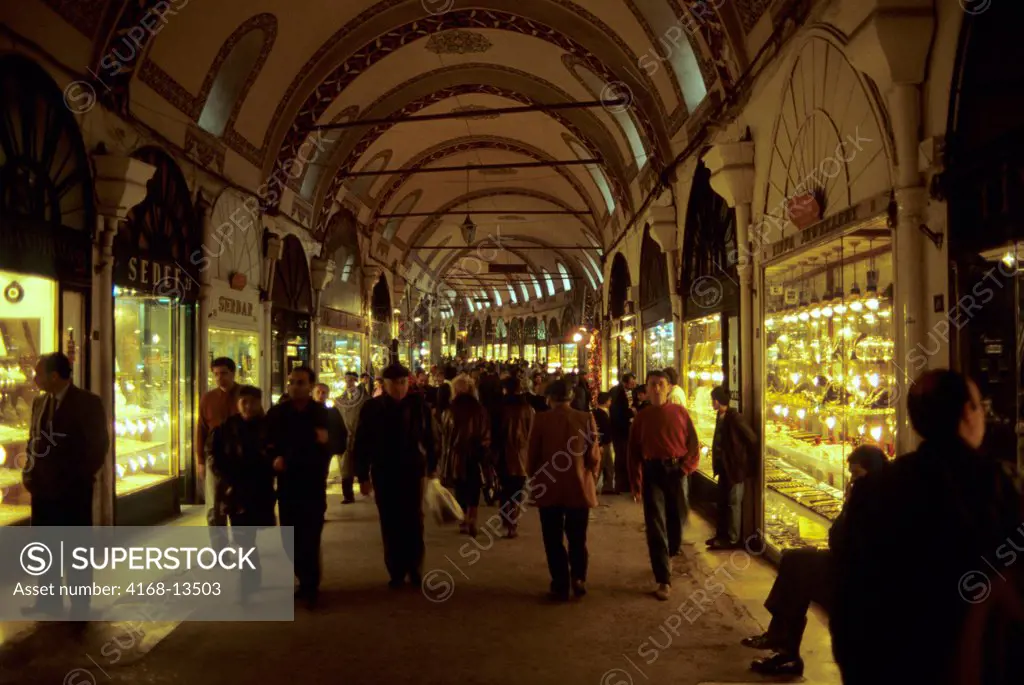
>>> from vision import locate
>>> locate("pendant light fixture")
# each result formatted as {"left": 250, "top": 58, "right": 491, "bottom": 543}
{"left": 460, "top": 164, "right": 477, "bottom": 245}
{"left": 849, "top": 240, "right": 863, "bottom": 311}
{"left": 865, "top": 238, "right": 880, "bottom": 311}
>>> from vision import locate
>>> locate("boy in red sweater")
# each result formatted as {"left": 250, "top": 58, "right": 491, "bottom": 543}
{"left": 628, "top": 370, "right": 700, "bottom": 601}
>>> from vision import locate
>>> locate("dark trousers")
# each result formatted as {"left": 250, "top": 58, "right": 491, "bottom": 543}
{"left": 341, "top": 477, "right": 355, "bottom": 500}
{"left": 715, "top": 476, "right": 745, "bottom": 544}
{"left": 375, "top": 476, "right": 426, "bottom": 583}
{"left": 31, "top": 489, "right": 94, "bottom": 614}
{"left": 538, "top": 506, "right": 589, "bottom": 594}
{"left": 641, "top": 460, "right": 690, "bottom": 585}
{"left": 765, "top": 548, "right": 833, "bottom": 655}
{"left": 598, "top": 444, "right": 615, "bottom": 493}
{"left": 454, "top": 478, "right": 481, "bottom": 511}
{"left": 229, "top": 516, "right": 262, "bottom": 596}
{"left": 499, "top": 474, "right": 527, "bottom": 530}
{"left": 278, "top": 495, "right": 325, "bottom": 595}
{"left": 612, "top": 437, "right": 630, "bottom": 493}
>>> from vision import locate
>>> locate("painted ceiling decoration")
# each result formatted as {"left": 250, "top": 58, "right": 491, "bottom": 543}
{"left": 69, "top": 0, "right": 752, "bottom": 304}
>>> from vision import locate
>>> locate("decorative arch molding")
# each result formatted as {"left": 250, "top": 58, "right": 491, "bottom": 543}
{"left": 313, "top": 69, "right": 633, "bottom": 228}
{"left": 429, "top": 235, "right": 590, "bottom": 292}
{"left": 208, "top": 187, "right": 263, "bottom": 286}
{"left": 371, "top": 136, "right": 601, "bottom": 221}
{"left": 404, "top": 187, "right": 599, "bottom": 258}
{"left": 269, "top": 5, "right": 670, "bottom": 199}
{"left": 347, "top": 148, "right": 393, "bottom": 202}
{"left": 760, "top": 30, "right": 895, "bottom": 236}
{"left": 297, "top": 104, "right": 360, "bottom": 199}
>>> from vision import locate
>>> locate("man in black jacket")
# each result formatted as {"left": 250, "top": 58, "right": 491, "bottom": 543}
{"left": 21, "top": 352, "right": 108, "bottom": 619}
{"left": 707, "top": 386, "right": 757, "bottom": 550}
{"left": 610, "top": 373, "right": 637, "bottom": 493}
{"left": 592, "top": 392, "right": 615, "bottom": 495}
{"left": 267, "top": 366, "right": 331, "bottom": 607}
{"left": 830, "top": 370, "right": 1021, "bottom": 685}
{"left": 354, "top": 363, "right": 437, "bottom": 588}
{"left": 313, "top": 382, "right": 348, "bottom": 491}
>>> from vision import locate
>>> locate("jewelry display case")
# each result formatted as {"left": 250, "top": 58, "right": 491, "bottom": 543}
{"left": 318, "top": 329, "right": 362, "bottom": 397}
{"left": 685, "top": 315, "right": 725, "bottom": 479}
{"left": 644, "top": 321, "right": 675, "bottom": 374}
{"left": 208, "top": 327, "right": 259, "bottom": 388}
{"left": 762, "top": 228, "right": 896, "bottom": 549}
{"left": 0, "top": 272, "right": 57, "bottom": 525}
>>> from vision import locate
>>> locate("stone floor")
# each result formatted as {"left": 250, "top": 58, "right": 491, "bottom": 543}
{"left": 1, "top": 494, "right": 840, "bottom": 685}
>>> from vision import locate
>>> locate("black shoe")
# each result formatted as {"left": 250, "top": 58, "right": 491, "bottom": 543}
{"left": 705, "top": 536, "right": 722, "bottom": 546}
{"left": 304, "top": 590, "right": 319, "bottom": 610}
{"left": 341, "top": 497, "right": 355, "bottom": 504}
{"left": 571, "top": 580, "right": 587, "bottom": 598}
{"left": 750, "top": 652, "right": 804, "bottom": 676}
{"left": 741, "top": 632, "right": 777, "bottom": 650}
{"left": 708, "top": 538, "right": 742, "bottom": 551}
{"left": 388, "top": 578, "right": 405, "bottom": 589}
{"left": 546, "top": 590, "right": 571, "bottom": 602}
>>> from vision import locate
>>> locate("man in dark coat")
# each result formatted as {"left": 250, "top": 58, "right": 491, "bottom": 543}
{"left": 313, "top": 382, "right": 348, "bottom": 493}
{"left": 609, "top": 373, "right": 637, "bottom": 493}
{"left": 267, "top": 366, "right": 331, "bottom": 607}
{"left": 707, "top": 386, "right": 757, "bottom": 549}
{"left": 354, "top": 363, "right": 437, "bottom": 588}
{"left": 21, "top": 352, "right": 108, "bottom": 619}
{"left": 830, "top": 370, "right": 1022, "bottom": 685}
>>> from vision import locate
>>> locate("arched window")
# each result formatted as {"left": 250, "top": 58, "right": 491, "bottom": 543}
{"left": 566, "top": 138, "right": 615, "bottom": 214}
{"left": 493, "top": 288, "right": 503, "bottom": 307}
{"left": 383, "top": 191, "right": 421, "bottom": 241}
{"left": 347, "top": 150, "right": 392, "bottom": 199}
{"left": 198, "top": 27, "right": 269, "bottom": 137}
{"left": 557, "top": 262, "right": 572, "bottom": 292}
{"left": 576, "top": 257, "right": 598, "bottom": 290}
{"left": 570, "top": 64, "right": 649, "bottom": 168}
{"left": 635, "top": 0, "right": 707, "bottom": 111}
{"left": 520, "top": 282, "right": 531, "bottom": 302}
{"left": 542, "top": 269, "right": 556, "bottom": 296}
{"left": 532, "top": 275, "right": 543, "bottom": 299}
{"left": 466, "top": 296, "right": 475, "bottom": 312}
{"left": 586, "top": 252, "right": 604, "bottom": 283}
{"left": 508, "top": 283, "right": 518, "bottom": 305}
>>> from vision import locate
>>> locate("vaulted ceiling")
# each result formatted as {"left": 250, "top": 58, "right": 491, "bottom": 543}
{"left": 26, "top": 0, "right": 766, "bottom": 312}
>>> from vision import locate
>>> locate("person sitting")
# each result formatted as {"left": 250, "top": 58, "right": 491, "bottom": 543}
{"left": 742, "top": 444, "right": 889, "bottom": 676}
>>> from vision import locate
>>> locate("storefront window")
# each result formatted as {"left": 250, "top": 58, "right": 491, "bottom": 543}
{"left": 562, "top": 343, "right": 578, "bottom": 371}
{"left": 644, "top": 321, "right": 675, "bottom": 372}
{"left": 113, "top": 290, "right": 180, "bottom": 497}
{"left": 763, "top": 231, "right": 896, "bottom": 549}
{"left": 685, "top": 315, "right": 724, "bottom": 479}
{"left": 272, "top": 328, "right": 310, "bottom": 402}
{"left": 370, "top": 344, "right": 389, "bottom": 375}
{"left": 209, "top": 328, "right": 259, "bottom": 387}
{"left": 612, "top": 330, "right": 636, "bottom": 384}
{"left": 0, "top": 271, "right": 58, "bottom": 525}
{"left": 524, "top": 343, "right": 536, "bottom": 363}
{"left": 318, "top": 328, "right": 362, "bottom": 397}
{"left": 547, "top": 345, "right": 562, "bottom": 371}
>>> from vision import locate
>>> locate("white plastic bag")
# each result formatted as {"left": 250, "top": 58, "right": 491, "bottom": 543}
{"left": 423, "top": 478, "right": 464, "bottom": 525}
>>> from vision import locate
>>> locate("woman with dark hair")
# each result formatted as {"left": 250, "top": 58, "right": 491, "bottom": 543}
{"left": 440, "top": 375, "right": 492, "bottom": 537}
{"left": 830, "top": 370, "right": 1021, "bottom": 685}
{"left": 742, "top": 445, "right": 888, "bottom": 676}
{"left": 497, "top": 375, "right": 535, "bottom": 538}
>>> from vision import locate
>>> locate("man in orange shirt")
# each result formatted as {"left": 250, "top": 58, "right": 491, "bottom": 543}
{"left": 628, "top": 370, "right": 700, "bottom": 601}
{"left": 196, "top": 357, "right": 241, "bottom": 548}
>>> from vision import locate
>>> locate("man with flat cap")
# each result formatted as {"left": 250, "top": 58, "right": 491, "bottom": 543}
{"left": 354, "top": 363, "right": 438, "bottom": 588}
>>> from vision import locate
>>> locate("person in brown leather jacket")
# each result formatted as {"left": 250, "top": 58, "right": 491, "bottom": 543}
{"left": 497, "top": 375, "right": 535, "bottom": 538}
{"left": 440, "top": 374, "right": 492, "bottom": 537}
{"left": 527, "top": 379, "right": 601, "bottom": 601}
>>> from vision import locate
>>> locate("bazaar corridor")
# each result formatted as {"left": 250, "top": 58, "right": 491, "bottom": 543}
{"left": 0, "top": 497, "right": 838, "bottom": 685}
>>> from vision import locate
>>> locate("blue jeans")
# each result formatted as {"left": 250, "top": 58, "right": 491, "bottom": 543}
{"left": 717, "top": 478, "right": 745, "bottom": 544}
{"left": 641, "top": 460, "right": 690, "bottom": 585}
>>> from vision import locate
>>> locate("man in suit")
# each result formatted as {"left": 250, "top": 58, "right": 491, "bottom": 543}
{"left": 22, "top": 352, "right": 109, "bottom": 619}
{"left": 610, "top": 373, "right": 637, "bottom": 493}
{"left": 527, "top": 379, "right": 601, "bottom": 601}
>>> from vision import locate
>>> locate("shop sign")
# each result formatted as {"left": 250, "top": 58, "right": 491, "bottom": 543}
{"left": 321, "top": 307, "right": 361, "bottom": 331}
{"left": 114, "top": 256, "right": 198, "bottom": 301}
{"left": 210, "top": 281, "right": 259, "bottom": 328}
{"left": 766, "top": 194, "right": 889, "bottom": 261}
{"left": 0, "top": 218, "right": 91, "bottom": 284}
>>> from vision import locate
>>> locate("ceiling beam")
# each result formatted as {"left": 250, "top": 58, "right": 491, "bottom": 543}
{"left": 307, "top": 99, "right": 628, "bottom": 131}
{"left": 410, "top": 245, "right": 601, "bottom": 250}
{"left": 342, "top": 159, "right": 601, "bottom": 177}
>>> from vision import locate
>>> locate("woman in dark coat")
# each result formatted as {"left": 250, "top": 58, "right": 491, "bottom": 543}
{"left": 440, "top": 375, "right": 492, "bottom": 537}
{"left": 207, "top": 385, "right": 276, "bottom": 597}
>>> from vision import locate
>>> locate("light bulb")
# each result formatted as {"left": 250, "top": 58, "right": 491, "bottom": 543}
{"left": 870, "top": 425, "right": 883, "bottom": 442}
{"left": 822, "top": 306, "right": 833, "bottom": 318}
{"left": 826, "top": 416, "right": 837, "bottom": 430}
{"left": 711, "top": 371, "right": 724, "bottom": 382}
{"left": 773, "top": 405, "right": 783, "bottom": 416}
{"left": 868, "top": 373, "right": 880, "bottom": 387}
{"left": 797, "top": 409, "right": 806, "bottom": 419}
{"left": 835, "top": 304, "right": 848, "bottom": 314}
{"left": 866, "top": 297, "right": 880, "bottom": 311}
{"left": 687, "top": 370, "right": 697, "bottom": 379}
{"left": 765, "top": 318, "right": 775, "bottom": 328}
{"left": 850, "top": 300, "right": 863, "bottom": 312}
{"left": 858, "top": 423, "right": 867, "bottom": 435}
{"left": 781, "top": 407, "right": 790, "bottom": 418}
{"left": 811, "top": 308, "right": 821, "bottom": 318}
{"left": 851, "top": 375, "right": 861, "bottom": 389}
{"left": 799, "top": 312, "right": 810, "bottom": 321}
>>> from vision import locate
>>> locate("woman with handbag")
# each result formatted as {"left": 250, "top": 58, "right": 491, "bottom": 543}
{"left": 440, "top": 374, "right": 492, "bottom": 537}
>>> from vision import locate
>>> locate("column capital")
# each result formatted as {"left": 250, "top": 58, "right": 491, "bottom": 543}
{"left": 847, "top": 0, "right": 934, "bottom": 88}
{"left": 643, "top": 188, "right": 678, "bottom": 252}
{"left": 310, "top": 256, "right": 336, "bottom": 292}
{"left": 265, "top": 232, "right": 285, "bottom": 261}
{"left": 92, "top": 154, "right": 156, "bottom": 219}
{"left": 703, "top": 141, "right": 755, "bottom": 208}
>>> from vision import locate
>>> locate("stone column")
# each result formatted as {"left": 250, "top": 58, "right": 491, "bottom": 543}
{"left": 91, "top": 154, "right": 156, "bottom": 525}
{"left": 262, "top": 232, "right": 285, "bottom": 406}
{"left": 310, "top": 256, "right": 336, "bottom": 376}
{"left": 195, "top": 191, "right": 213, "bottom": 397}
{"left": 647, "top": 189, "right": 681, "bottom": 373}
{"left": 362, "top": 265, "right": 383, "bottom": 373}
{"left": 705, "top": 140, "right": 756, "bottom": 414}
{"left": 848, "top": 0, "right": 935, "bottom": 454}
